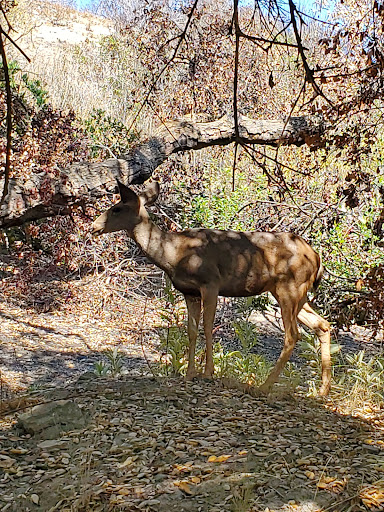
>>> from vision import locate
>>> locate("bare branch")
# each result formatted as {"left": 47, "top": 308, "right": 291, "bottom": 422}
{"left": 127, "top": 0, "right": 199, "bottom": 135}
{"left": 0, "top": 26, "right": 30, "bottom": 62}
{"left": 288, "top": 0, "right": 332, "bottom": 105}
{"left": 0, "top": 28, "right": 12, "bottom": 207}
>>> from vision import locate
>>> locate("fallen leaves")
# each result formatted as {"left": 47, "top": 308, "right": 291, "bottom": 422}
{"left": 0, "top": 377, "right": 383, "bottom": 512}
{"left": 0, "top": 455, "right": 16, "bottom": 469}
{"left": 360, "top": 480, "right": 384, "bottom": 510}
{"left": 174, "top": 480, "right": 193, "bottom": 494}
{"left": 316, "top": 475, "right": 347, "bottom": 493}
{"left": 208, "top": 454, "right": 232, "bottom": 463}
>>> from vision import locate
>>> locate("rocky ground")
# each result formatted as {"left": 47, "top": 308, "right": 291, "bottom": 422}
{"left": 0, "top": 377, "right": 384, "bottom": 512}
{"left": 0, "top": 295, "right": 384, "bottom": 512}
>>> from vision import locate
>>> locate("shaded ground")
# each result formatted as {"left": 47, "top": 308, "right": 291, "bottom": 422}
{"left": 0, "top": 377, "right": 384, "bottom": 512}
{"left": 1, "top": 291, "right": 384, "bottom": 512}
{"left": 0, "top": 299, "right": 159, "bottom": 395}
{"left": 1, "top": 297, "right": 382, "bottom": 398}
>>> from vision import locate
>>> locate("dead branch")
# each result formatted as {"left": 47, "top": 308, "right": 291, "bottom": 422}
{"left": 0, "top": 28, "right": 12, "bottom": 206}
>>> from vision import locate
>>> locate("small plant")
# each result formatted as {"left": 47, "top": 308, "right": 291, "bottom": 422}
{"left": 158, "top": 325, "right": 190, "bottom": 376}
{"left": 159, "top": 278, "right": 185, "bottom": 327}
{"left": 300, "top": 331, "right": 342, "bottom": 371}
{"left": 212, "top": 343, "right": 242, "bottom": 378}
{"left": 336, "top": 351, "right": 384, "bottom": 407}
{"left": 281, "top": 361, "right": 302, "bottom": 391}
{"left": 233, "top": 319, "right": 258, "bottom": 353}
{"left": 21, "top": 73, "right": 49, "bottom": 107}
{"left": 212, "top": 342, "right": 273, "bottom": 386}
{"left": 94, "top": 348, "right": 125, "bottom": 377}
{"left": 105, "top": 348, "right": 124, "bottom": 377}
{"left": 230, "top": 484, "right": 254, "bottom": 512}
{"left": 94, "top": 360, "right": 110, "bottom": 377}
{"left": 299, "top": 331, "right": 342, "bottom": 395}
{"left": 156, "top": 278, "right": 191, "bottom": 376}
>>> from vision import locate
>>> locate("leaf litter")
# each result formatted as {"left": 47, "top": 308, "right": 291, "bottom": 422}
{"left": 0, "top": 377, "right": 383, "bottom": 512}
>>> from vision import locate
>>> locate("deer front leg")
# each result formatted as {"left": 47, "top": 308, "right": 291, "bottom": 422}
{"left": 259, "top": 300, "right": 299, "bottom": 394}
{"left": 201, "top": 288, "right": 218, "bottom": 378}
{"left": 298, "top": 302, "right": 331, "bottom": 396}
{"left": 185, "top": 295, "right": 202, "bottom": 381}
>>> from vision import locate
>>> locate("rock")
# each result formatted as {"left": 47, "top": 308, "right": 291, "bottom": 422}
{"left": 17, "top": 400, "right": 88, "bottom": 439}
{"left": 76, "top": 371, "right": 97, "bottom": 383}
{"left": 0, "top": 455, "right": 17, "bottom": 469}
{"left": 37, "top": 439, "right": 67, "bottom": 450}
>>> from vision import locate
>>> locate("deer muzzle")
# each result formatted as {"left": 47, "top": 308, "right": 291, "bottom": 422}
{"left": 91, "top": 218, "right": 105, "bottom": 236}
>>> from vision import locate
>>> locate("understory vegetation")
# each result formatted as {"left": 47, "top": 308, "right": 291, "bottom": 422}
{"left": 0, "top": 0, "right": 383, "bottom": 412}
{"left": 1, "top": 2, "right": 384, "bottom": 511}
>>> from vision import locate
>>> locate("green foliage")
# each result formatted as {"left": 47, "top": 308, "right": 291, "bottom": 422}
{"left": 94, "top": 348, "right": 125, "bottom": 377}
{"left": 105, "top": 347, "right": 124, "bottom": 377}
{"left": 83, "top": 108, "right": 139, "bottom": 158}
{"left": 157, "top": 279, "right": 189, "bottom": 376}
{"left": 184, "top": 192, "right": 243, "bottom": 229}
{"left": 94, "top": 360, "right": 110, "bottom": 377}
{"left": 1, "top": 60, "right": 49, "bottom": 107}
{"left": 21, "top": 73, "right": 48, "bottom": 107}
{"left": 281, "top": 362, "right": 302, "bottom": 392}
{"left": 159, "top": 278, "right": 185, "bottom": 326}
{"left": 337, "top": 351, "right": 384, "bottom": 404}
{"left": 212, "top": 343, "right": 273, "bottom": 386}
{"left": 158, "top": 325, "right": 190, "bottom": 376}
{"left": 233, "top": 320, "right": 258, "bottom": 353}
{"left": 230, "top": 485, "right": 254, "bottom": 512}
{"left": 156, "top": 282, "right": 274, "bottom": 385}
{"left": 4, "top": 59, "right": 21, "bottom": 89}
{"left": 300, "top": 333, "right": 384, "bottom": 404}
{"left": 177, "top": 165, "right": 267, "bottom": 231}
{"left": 300, "top": 332, "right": 342, "bottom": 370}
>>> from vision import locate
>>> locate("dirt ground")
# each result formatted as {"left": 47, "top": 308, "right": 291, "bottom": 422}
{"left": 0, "top": 376, "right": 384, "bottom": 512}
{"left": 0, "top": 296, "right": 384, "bottom": 512}
{"left": 0, "top": 298, "right": 159, "bottom": 395}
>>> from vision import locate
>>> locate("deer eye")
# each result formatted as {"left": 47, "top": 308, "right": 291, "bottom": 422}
{"left": 112, "top": 207, "right": 121, "bottom": 214}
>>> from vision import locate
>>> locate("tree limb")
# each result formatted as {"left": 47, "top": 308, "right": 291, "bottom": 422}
{"left": 0, "top": 28, "right": 12, "bottom": 207}
{"left": 0, "top": 113, "right": 324, "bottom": 229}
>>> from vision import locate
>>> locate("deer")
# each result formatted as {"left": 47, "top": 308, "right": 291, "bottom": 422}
{"left": 92, "top": 180, "right": 332, "bottom": 396}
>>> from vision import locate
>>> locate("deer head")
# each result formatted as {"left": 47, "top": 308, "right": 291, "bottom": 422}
{"left": 92, "top": 180, "right": 160, "bottom": 236}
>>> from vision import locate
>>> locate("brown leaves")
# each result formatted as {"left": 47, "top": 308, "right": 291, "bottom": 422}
{"left": 316, "top": 475, "right": 347, "bottom": 493}
{"left": 360, "top": 480, "right": 384, "bottom": 510}
{"left": 0, "top": 376, "right": 383, "bottom": 511}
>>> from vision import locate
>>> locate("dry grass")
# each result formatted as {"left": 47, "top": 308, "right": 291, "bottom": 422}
{"left": 8, "top": 0, "right": 155, "bottom": 130}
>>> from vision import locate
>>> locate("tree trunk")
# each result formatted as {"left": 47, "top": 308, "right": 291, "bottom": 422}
{"left": 0, "top": 114, "right": 324, "bottom": 229}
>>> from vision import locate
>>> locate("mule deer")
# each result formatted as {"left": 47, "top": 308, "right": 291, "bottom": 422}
{"left": 92, "top": 180, "right": 332, "bottom": 396}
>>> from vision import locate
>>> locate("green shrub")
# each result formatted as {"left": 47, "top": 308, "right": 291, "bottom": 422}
{"left": 83, "top": 108, "right": 139, "bottom": 158}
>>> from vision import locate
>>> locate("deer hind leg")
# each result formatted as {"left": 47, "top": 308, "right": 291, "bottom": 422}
{"left": 201, "top": 287, "right": 218, "bottom": 378}
{"left": 298, "top": 302, "right": 331, "bottom": 396}
{"left": 185, "top": 295, "right": 202, "bottom": 381}
{"left": 259, "top": 292, "right": 300, "bottom": 394}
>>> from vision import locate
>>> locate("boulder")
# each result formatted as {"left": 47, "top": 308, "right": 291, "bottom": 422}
{"left": 18, "top": 400, "right": 88, "bottom": 439}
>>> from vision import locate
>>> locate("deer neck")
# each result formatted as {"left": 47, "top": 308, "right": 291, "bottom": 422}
{"left": 132, "top": 214, "right": 178, "bottom": 275}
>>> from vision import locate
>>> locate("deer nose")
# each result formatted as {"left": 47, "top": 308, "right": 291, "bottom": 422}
{"left": 91, "top": 222, "right": 103, "bottom": 236}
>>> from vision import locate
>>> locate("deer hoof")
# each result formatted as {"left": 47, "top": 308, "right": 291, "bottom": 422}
{"left": 257, "top": 384, "right": 272, "bottom": 395}
{"left": 185, "top": 371, "right": 199, "bottom": 381}
{"left": 318, "top": 384, "right": 330, "bottom": 397}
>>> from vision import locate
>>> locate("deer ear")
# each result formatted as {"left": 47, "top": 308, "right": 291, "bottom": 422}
{"left": 140, "top": 181, "right": 160, "bottom": 206}
{"left": 117, "top": 180, "right": 138, "bottom": 204}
